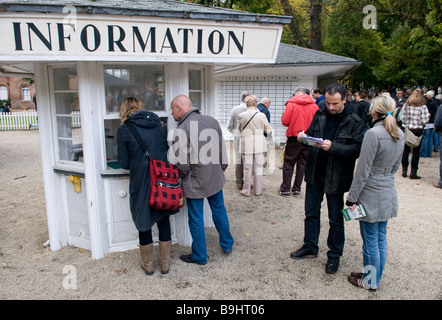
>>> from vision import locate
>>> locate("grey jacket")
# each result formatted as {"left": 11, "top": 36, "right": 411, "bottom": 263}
{"left": 171, "top": 109, "right": 228, "bottom": 199}
{"left": 347, "top": 121, "right": 405, "bottom": 223}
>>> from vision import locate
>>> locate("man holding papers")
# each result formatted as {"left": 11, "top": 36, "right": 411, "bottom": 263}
{"left": 290, "top": 83, "right": 365, "bottom": 275}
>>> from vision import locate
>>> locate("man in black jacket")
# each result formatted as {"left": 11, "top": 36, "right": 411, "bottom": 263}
{"left": 290, "top": 83, "right": 365, "bottom": 274}
{"left": 434, "top": 100, "right": 442, "bottom": 189}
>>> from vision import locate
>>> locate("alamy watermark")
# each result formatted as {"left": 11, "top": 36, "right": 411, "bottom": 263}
{"left": 167, "top": 123, "right": 277, "bottom": 175}
{"left": 363, "top": 5, "right": 377, "bottom": 30}
{"left": 62, "top": 265, "right": 77, "bottom": 290}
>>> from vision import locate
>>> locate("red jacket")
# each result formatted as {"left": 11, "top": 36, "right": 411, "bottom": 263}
{"left": 281, "top": 94, "right": 318, "bottom": 137}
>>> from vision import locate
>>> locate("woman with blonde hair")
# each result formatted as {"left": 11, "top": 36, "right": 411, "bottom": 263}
{"left": 237, "top": 95, "right": 272, "bottom": 196}
{"left": 399, "top": 89, "right": 430, "bottom": 179}
{"left": 345, "top": 95, "right": 404, "bottom": 290}
{"left": 117, "top": 97, "right": 178, "bottom": 275}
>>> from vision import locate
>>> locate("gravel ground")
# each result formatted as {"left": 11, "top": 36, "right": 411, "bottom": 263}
{"left": 0, "top": 130, "right": 441, "bottom": 300}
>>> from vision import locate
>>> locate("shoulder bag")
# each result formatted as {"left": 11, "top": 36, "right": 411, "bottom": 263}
{"left": 126, "top": 122, "right": 184, "bottom": 211}
{"left": 403, "top": 105, "right": 424, "bottom": 148}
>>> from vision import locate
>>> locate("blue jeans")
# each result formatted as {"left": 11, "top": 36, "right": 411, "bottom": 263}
{"left": 359, "top": 220, "right": 389, "bottom": 289}
{"left": 304, "top": 176, "right": 345, "bottom": 258}
{"left": 420, "top": 128, "right": 434, "bottom": 157}
{"left": 186, "top": 190, "right": 234, "bottom": 264}
{"left": 434, "top": 131, "right": 440, "bottom": 152}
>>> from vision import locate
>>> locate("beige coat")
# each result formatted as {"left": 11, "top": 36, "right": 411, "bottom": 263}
{"left": 237, "top": 107, "right": 272, "bottom": 154}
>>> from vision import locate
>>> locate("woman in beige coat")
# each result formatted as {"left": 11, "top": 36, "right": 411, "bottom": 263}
{"left": 237, "top": 95, "right": 272, "bottom": 196}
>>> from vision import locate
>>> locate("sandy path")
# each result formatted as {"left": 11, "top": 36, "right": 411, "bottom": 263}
{"left": 0, "top": 130, "right": 441, "bottom": 300}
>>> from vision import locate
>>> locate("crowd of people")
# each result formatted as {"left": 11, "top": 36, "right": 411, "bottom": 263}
{"left": 115, "top": 81, "right": 441, "bottom": 292}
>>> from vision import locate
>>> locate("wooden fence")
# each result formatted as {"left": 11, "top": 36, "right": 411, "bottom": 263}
{"left": 0, "top": 111, "right": 81, "bottom": 131}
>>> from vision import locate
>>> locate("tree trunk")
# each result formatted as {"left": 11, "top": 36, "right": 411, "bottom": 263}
{"left": 310, "top": 0, "right": 322, "bottom": 50}
{"left": 278, "top": 0, "right": 307, "bottom": 47}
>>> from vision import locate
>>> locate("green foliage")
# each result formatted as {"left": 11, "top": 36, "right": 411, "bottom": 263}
{"left": 180, "top": 0, "right": 442, "bottom": 88}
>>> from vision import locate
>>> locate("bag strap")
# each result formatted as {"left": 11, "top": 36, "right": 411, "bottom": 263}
{"left": 242, "top": 111, "right": 259, "bottom": 131}
{"left": 125, "top": 121, "right": 151, "bottom": 159}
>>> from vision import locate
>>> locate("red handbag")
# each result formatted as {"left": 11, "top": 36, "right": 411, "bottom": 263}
{"left": 148, "top": 158, "right": 184, "bottom": 211}
{"left": 126, "top": 122, "right": 184, "bottom": 211}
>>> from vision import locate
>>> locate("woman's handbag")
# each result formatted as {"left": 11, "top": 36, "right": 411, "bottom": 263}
{"left": 126, "top": 122, "right": 184, "bottom": 211}
{"left": 404, "top": 127, "right": 423, "bottom": 148}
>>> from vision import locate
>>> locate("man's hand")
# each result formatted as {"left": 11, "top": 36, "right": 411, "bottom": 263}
{"left": 318, "top": 139, "right": 331, "bottom": 151}
{"left": 297, "top": 130, "right": 307, "bottom": 142}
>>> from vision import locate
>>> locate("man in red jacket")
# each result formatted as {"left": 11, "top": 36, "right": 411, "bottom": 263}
{"left": 279, "top": 88, "right": 318, "bottom": 197}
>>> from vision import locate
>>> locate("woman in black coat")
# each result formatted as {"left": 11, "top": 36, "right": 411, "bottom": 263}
{"left": 117, "top": 97, "right": 177, "bottom": 275}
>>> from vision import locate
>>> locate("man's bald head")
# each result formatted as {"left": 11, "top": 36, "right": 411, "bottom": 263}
{"left": 171, "top": 95, "right": 193, "bottom": 121}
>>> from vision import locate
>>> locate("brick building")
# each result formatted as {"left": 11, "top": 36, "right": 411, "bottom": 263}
{"left": 0, "top": 75, "right": 36, "bottom": 109}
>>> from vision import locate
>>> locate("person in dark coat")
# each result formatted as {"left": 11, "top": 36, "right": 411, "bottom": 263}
{"left": 117, "top": 97, "right": 177, "bottom": 275}
{"left": 290, "top": 83, "right": 365, "bottom": 275}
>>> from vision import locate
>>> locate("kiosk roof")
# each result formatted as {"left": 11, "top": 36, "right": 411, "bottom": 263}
{"left": 0, "top": 0, "right": 292, "bottom": 24}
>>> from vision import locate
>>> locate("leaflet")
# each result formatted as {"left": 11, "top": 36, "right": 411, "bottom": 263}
{"left": 300, "top": 136, "right": 324, "bottom": 146}
{"left": 341, "top": 205, "right": 367, "bottom": 221}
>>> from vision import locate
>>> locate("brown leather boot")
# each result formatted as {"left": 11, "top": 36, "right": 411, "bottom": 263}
{"left": 159, "top": 240, "right": 172, "bottom": 275}
{"left": 139, "top": 243, "right": 154, "bottom": 275}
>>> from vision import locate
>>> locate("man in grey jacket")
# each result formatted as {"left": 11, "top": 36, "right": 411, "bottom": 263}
{"left": 170, "top": 95, "right": 234, "bottom": 265}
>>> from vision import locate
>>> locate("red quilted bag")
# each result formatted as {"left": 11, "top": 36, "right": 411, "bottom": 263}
{"left": 149, "top": 158, "right": 185, "bottom": 211}
{"left": 125, "top": 122, "right": 184, "bottom": 211}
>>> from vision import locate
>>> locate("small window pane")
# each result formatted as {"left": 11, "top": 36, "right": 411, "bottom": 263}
{"left": 53, "top": 67, "right": 78, "bottom": 91}
{"left": 52, "top": 66, "right": 82, "bottom": 163}
{"left": 0, "top": 86, "right": 8, "bottom": 100}
{"left": 22, "top": 87, "right": 31, "bottom": 101}
{"left": 189, "top": 70, "right": 201, "bottom": 90}
{"left": 189, "top": 92, "right": 201, "bottom": 110}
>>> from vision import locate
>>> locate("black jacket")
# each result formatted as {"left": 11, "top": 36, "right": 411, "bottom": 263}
{"left": 304, "top": 106, "right": 365, "bottom": 195}
{"left": 117, "top": 110, "right": 177, "bottom": 232}
{"left": 435, "top": 103, "right": 442, "bottom": 133}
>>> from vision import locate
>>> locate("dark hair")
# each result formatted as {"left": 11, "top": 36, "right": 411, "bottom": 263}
{"left": 312, "top": 87, "right": 322, "bottom": 94}
{"left": 325, "top": 83, "right": 346, "bottom": 101}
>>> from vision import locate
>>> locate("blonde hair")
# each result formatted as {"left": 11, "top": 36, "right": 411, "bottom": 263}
{"left": 406, "top": 89, "right": 426, "bottom": 107}
{"left": 244, "top": 95, "right": 257, "bottom": 107}
{"left": 370, "top": 95, "right": 401, "bottom": 141}
{"left": 119, "top": 97, "right": 143, "bottom": 124}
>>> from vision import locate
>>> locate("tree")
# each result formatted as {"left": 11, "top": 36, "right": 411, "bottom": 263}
{"left": 180, "top": 0, "right": 442, "bottom": 88}
{"left": 310, "top": 0, "right": 323, "bottom": 50}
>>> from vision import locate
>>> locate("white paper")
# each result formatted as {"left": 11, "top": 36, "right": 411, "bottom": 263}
{"left": 300, "top": 136, "right": 324, "bottom": 146}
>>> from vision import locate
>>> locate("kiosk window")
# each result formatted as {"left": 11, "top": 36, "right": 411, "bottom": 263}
{"left": 52, "top": 66, "right": 83, "bottom": 163}
{"left": 104, "top": 64, "right": 165, "bottom": 113}
{"left": 189, "top": 69, "right": 203, "bottom": 110}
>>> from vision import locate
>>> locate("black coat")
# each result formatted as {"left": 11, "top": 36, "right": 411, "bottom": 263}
{"left": 305, "top": 106, "right": 365, "bottom": 195}
{"left": 117, "top": 110, "right": 177, "bottom": 232}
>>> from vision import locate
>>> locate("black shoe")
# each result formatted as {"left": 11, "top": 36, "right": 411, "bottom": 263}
{"left": 180, "top": 254, "right": 207, "bottom": 265}
{"left": 278, "top": 190, "right": 291, "bottom": 198}
{"left": 290, "top": 244, "right": 317, "bottom": 260}
{"left": 325, "top": 257, "right": 340, "bottom": 274}
{"left": 180, "top": 254, "right": 198, "bottom": 264}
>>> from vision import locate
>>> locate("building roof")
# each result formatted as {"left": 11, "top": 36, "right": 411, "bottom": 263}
{"left": 275, "top": 43, "right": 360, "bottom": 66}
{"left": 0, "top": 0, "right": 292, "bottom": 24}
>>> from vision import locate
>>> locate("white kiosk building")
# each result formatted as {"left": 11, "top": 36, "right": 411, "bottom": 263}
{"left": 0, "top": 0, "right": 291, "bottom": 258}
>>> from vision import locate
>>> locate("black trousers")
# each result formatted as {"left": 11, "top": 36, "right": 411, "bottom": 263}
{"left": 304, "top": 175, "right": 345, "bottom": 258}
{"left": 139, "top": 216, "right": 171, "bottom": 245}
{"left": 402, "top": 129, "right": 423, "bottom": 170}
